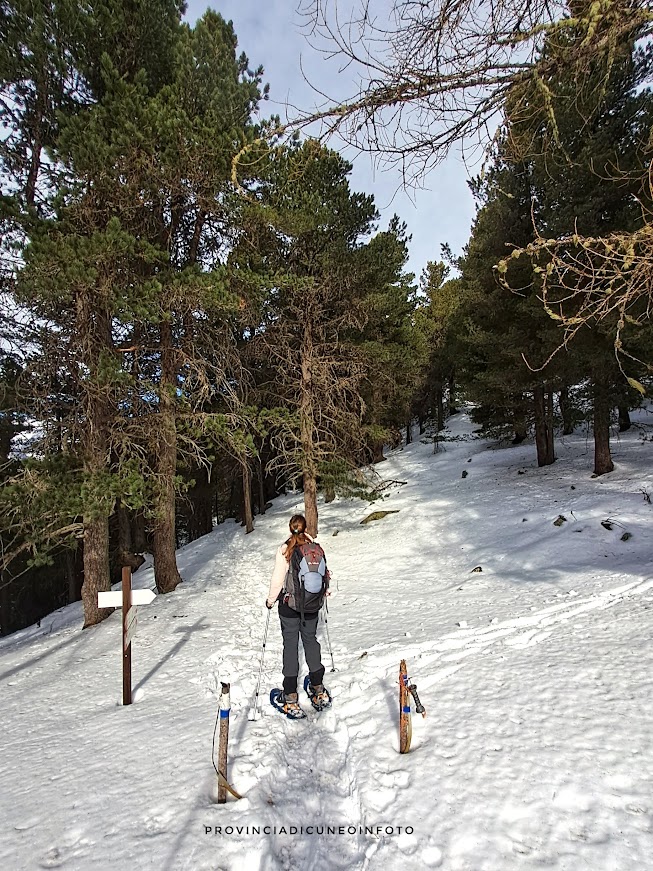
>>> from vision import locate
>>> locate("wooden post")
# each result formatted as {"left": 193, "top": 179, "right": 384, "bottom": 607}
{"left": 122, "top": 566, "right": 132, "bottom": 706}
{"left": 217, "top": 683, "right": 231, "bottom": 803}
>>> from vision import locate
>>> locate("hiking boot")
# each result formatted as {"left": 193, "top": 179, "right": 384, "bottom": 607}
{"left": 281, "top": 692, "right": 306, "bottom": 719}
{"left": 308, "top": 683, "right": 332, "bottom": 710}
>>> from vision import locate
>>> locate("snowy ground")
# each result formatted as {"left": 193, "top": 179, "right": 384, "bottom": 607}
{"left": 2, "top": 411, "right": 653, "bottom": 871}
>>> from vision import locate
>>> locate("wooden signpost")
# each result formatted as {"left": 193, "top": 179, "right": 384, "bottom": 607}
{"left": 98, "top": 567, "right": 156, "bottom": 706}
{"left": 124, "top": 605, "right": 138, "bottom": 649}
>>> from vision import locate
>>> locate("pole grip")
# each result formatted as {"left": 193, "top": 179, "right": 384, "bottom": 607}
{"left": 408, "top": 683, "right": 426, "bottom": 717}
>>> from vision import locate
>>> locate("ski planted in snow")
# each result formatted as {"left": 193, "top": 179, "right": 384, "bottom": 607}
{"left": 399, "top": 659, "right": 411, "bottom": 752}
{"left": 399, "top": 659, "right": 426, "bottom": 753}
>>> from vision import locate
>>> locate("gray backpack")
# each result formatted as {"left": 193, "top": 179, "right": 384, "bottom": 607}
{"left": 283, "top": 541, "right": 328, "bottom": 619}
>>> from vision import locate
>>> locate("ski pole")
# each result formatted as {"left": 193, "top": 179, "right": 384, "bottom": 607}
{"left": 408, "top": 683, "right": 426, "bottom": 717}
{"left": 323, "top": 599, "right": 337, "bottom": 672}
{"left": 248, "top": 607, "right": 271, "bottom": 720}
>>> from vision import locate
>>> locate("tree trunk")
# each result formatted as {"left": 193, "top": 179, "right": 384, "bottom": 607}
{"left": 559, "top": 386, "right": 574, "bottom": 435}
{"left": 447, "top": 371, "right": 458, "bottom": 415}
{"left": 25, "top": 68, "right": 48, "bottom": 208}
{"left": 65, "top": 549, "right": 80, "bottom": 604}
{"left": 303, "top": 465, "right": 318, "bottom": 538}
{"left": 533, "top": 385, "right": 547, "bottom": 466}
{"left": 512, "top": 396, "right": 528, "bottom": 444}
{"left": 187, "top": 211, "right": 206, "bottom": 266}
{"left": 405, "top": 419, "right": 412, "bottom": 445}
{"left": 190, "top": 498, "right": 213, "bottom": 540}
{"left": 242, "top": 462, "right": 254, "bottom": 534}
{"left": 300, "top": 321, "right": 319, "bottom": 537}
{"left": 117, "top": 503, "right": 132, "bottom": 566}
{"left": 116, "top": 504, "right": 145, "bottom": 570}
{"left": 618, "top": 404, "right": 631, "bottom": 432}
{"left": 82, "top": 514, "right": 111, "bottom": 628}
{"left": 228, "top": 470, "right": 244, "bottom": 523}
{"left": 533, "top": 385, "right": 555, "bottom": 467}
{"left": 153, "top": 319, "right": 182, "bottom": 594}
{"left": 593, "top": 377, "right": 614, "bottom": 476}
{"left": 132, "top": 511, "right": 147, "bottom": 553}
{"left": 369, "top": 389, "right": 387, "bottom": 458}
{"left": 324, "top": 484, "right": 336, "bottom": 503}
{"left": 435, "top": 384, "right": 445, "bottom": 432}
{"left": 545, "top": 389, "right": 555, "bottom": 465}
{"left": 152, "top": 488, "right": 181, "bottom": 592}
{"left": 186, "top": 466, "right": 214, "bottom": 541}
{"left": 0, "top": 568, "right": 12, "bottom": 636}
{"left": 77, "top": 291, "right": 113, "bottom": 628}
{"left": 257, "top": 457, "right": 267, "bottom": 515}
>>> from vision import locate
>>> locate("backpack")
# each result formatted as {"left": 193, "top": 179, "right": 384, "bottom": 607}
{"left": 283, "top": 540, "right": 329, "bottom": 619}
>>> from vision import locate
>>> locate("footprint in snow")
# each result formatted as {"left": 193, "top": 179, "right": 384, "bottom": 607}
{"left": 140, "top": 808, "right": 175, "bottom": 837}
{"left": 39, "top": 846, "right": 67, "bottom": 869}
{"left": 379, "top": 769, "right": 410, "bottom": 789}
{"left": 366, "top": 786, "right": 397, "bottom": 813}
{"left": 38, "top": 831, "right": 91, "bottom": 868}
{"left": 625, "top": 802, "right": 649, "bottom": 815}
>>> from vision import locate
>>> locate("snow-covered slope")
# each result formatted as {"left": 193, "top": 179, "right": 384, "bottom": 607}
{"left": 2, "top": 412, "right": 653, "bottom": 871}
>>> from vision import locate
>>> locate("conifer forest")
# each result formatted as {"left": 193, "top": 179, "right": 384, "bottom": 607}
{"left": 2, "top": 1, "right": 652, "bottom": 635}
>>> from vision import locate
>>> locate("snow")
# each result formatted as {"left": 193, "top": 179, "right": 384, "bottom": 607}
{"left": 2, "top": 411, "right": 653, "bottom": 870}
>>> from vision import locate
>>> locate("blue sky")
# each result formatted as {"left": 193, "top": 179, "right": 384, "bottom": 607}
{"left": 185, "top": 1, "right": 476, "bottom": 279}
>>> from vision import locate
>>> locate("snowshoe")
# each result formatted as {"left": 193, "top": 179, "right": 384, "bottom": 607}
{"left": 304, "top": 675, "right": 332, "bottom": 711}
{"left": 270, "top": 689, "right": 307, "bottom": 720}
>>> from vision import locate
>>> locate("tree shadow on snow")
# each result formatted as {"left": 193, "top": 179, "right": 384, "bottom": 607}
{"left": 133, "top": 616, "right": 210, "bottom": 693}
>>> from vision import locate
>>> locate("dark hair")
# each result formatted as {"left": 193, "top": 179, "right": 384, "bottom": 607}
{"left": 285, "top": 514, "right": 308, "bottom": 561}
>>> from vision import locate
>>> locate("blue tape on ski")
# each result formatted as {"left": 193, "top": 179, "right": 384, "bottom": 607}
{"left": 220, "top": 709, "right": 230, "bottom": 718}
{"left": 402, "top": 706, "right": 411, "bottom": 713}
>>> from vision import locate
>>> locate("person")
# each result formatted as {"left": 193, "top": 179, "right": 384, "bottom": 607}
{"left": 266, "top": 513, "right": 330, "bottom": 718}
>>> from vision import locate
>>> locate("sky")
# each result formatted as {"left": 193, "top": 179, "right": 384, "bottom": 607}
{"left": 185, "top": 0, "right": 477, "bottom": 279}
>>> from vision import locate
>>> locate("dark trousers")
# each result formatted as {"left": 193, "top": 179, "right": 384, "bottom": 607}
{"left": 279, "top": 612, "right": 325, "bottom": 694}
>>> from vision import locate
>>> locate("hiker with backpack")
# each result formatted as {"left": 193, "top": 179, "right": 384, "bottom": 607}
{"left": 266, "top": 513, "right": 331, "bottom": 719}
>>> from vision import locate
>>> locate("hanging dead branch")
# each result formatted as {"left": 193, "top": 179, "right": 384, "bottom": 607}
{"left": 232, "top": 1, "right": 653, "bottom": 185}
{"left": 495, "top": 193, "right": 653, "bottom": 381}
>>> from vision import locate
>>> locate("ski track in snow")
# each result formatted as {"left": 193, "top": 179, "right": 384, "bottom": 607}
{"left": 2, "top": 411, "right": 653, "bottom": 870}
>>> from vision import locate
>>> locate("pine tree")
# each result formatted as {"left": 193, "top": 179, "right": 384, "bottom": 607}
{"left": 456, "top": 156, "right": 563, "bottom": 464}
{"left": 3, "top": 5, "right": 265, "bottom": 625}
{"left": 507, "top": 24, "right": 653, "bottom": 473}
{"left": 234, "top": 141, "right": 410, "bottom": 534}
{"left": 354, "top": 216, "right": 418, "bottom": 464}
{"left": 413, "top": 262, "right": 465, "bottom": 441}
